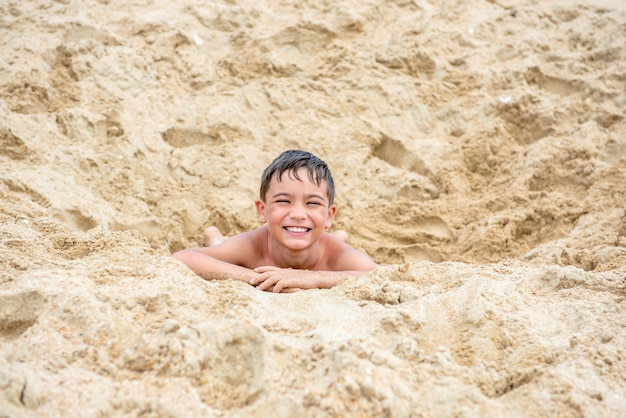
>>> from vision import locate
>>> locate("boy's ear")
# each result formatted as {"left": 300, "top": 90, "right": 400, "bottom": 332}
{"left": 325, "top": 204, "right": 337, "bottom": 230}
{"left": 255, "top": 199, "right": 267, "bottom": 223}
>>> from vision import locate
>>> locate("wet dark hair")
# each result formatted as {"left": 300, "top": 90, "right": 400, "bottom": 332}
{"left": 259, "top": 150, "right": 335, "bottom": 205}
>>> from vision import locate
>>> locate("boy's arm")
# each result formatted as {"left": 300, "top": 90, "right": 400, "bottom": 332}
{"left": 252, "top": 248, "right": 377, "bottom": 292}
{"left": 251, "top": 267, "right": 372, "bottom": 292}
{"left": 171, "top": 235, "right": 260, "bottom": 283}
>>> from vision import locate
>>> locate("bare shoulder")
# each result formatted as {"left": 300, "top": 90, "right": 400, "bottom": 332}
{"left": 322, "top": 233, "right": 377, "bottom": 272}
{"left": 197, "top": 227, "right": 267, "bottom": 268}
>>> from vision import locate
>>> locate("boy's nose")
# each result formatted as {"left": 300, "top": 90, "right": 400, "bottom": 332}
{"left": 290, "top": 206, "right": 306, "bottom": 219}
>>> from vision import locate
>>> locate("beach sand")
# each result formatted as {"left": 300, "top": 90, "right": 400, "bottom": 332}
{"left": 1, "top": 0, "right": 625, "bottom": 416}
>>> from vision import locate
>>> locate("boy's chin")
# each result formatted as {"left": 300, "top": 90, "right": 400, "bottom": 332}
{"left": 278, "top": 236, "right": 315, "bottom": 250}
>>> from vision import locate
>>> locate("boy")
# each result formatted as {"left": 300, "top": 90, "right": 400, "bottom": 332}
{"left": 172, "top": 150, "right": 377, "bottom": 293}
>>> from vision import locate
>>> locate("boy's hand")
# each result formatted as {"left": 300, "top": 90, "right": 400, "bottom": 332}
{"left": 251, "top": 266, "right": 329, "bottom": 293}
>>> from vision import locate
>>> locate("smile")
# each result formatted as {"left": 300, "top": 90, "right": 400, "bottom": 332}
{"left": 284, "top": 226, "right": 310, "bottom": 233}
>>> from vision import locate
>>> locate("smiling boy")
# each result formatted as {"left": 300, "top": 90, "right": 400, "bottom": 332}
{"left": 172, "top": 150, "right": 376, "bottom": 293}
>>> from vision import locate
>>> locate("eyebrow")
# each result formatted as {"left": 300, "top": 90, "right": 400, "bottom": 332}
{"left": 271, "top": 192, "right": 326, "bottom": 201}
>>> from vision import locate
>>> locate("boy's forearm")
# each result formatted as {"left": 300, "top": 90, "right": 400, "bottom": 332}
{"left": 172, "top": 250, "right": 256, "bottom": 283}
{"left": 249, "top": 266, "right": 375, "bottom": 292}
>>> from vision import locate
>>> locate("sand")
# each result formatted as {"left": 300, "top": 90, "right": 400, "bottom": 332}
{"left": 1, "top": 0, "right": 625, "bottom": 416}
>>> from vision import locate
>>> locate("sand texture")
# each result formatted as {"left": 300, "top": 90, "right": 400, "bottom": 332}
{"left": 1, "top": 0, "right": 625, "bottom": 416}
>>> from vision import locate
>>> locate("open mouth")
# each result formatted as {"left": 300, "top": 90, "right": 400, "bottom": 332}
{"left": 283, "top": 226, "right": 311, "bottom": 233}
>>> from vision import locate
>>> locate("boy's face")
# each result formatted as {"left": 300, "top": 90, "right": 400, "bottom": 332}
{"left": 255, "top": 168, "right": 336, "bottom": 252}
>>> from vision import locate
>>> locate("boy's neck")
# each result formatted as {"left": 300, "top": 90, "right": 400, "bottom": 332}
{"left": 267, "top": 236, "right": 323, "bottom": 270}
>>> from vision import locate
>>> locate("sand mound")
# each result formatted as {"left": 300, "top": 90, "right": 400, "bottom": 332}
{"left": 1, "top": 0, "right": 625, "bottom": 416}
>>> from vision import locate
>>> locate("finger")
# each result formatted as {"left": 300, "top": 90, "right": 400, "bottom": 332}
{"left": 249, "top": 273, "right": 266, "bottom": 286}
{"left": 273, "top": 277, "right": 298, "bottom": 293}
{"left": 257, "top": 274, "right": 282, "bottom": 291}
{"left": 254, "top": 266, "right": 280, "bottom": 273}
{"left": 273, "top": 281, "right": 284, "bottom": 293}
{"left": 250, "top": 270, "right": 278, "bottom": 285}
{"left": 261, "top": 284, "right": 276, "bottom": 292}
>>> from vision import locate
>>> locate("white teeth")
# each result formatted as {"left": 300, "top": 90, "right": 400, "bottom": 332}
{"left": 286, "top": 227, "right": 308, "bottom": 233}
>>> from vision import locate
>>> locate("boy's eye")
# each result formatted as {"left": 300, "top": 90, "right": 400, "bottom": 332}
{"left": 307, "top": 201, "right": 322, "bottom": 206}
{"left": 275, "top": 199, "right": 290, "bottom": 203}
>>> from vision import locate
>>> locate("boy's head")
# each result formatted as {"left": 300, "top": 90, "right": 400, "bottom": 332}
{"left": 260, "top": 150, "right": 335, "bottom": 206}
